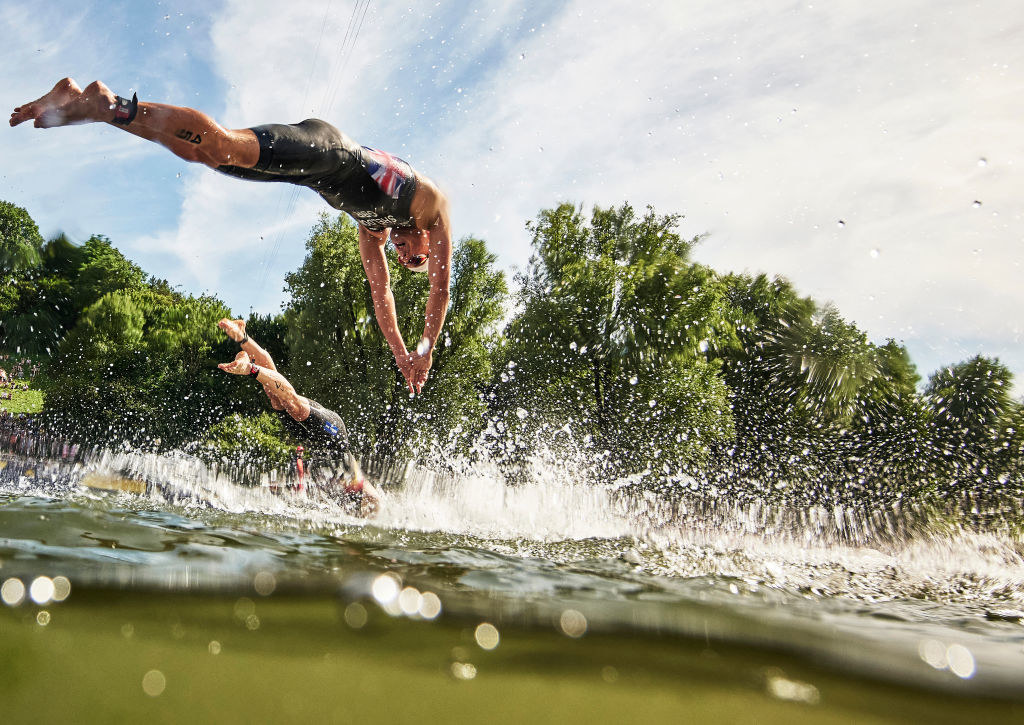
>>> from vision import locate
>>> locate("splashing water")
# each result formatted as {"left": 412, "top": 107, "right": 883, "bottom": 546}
{"left": 2, "top": 435, "right": 1024, "bottom": 702}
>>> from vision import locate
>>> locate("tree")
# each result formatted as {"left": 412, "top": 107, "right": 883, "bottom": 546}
{"left": 44, "top": 286, "right": 235, "bottom": 448}
{"left": 497, "top": 203, "right": 735, "bottom": 475}
{"left": 73, "top": 235, "right": 146, "bottom": 309}
{"left": 0, "top": 200, "right": 43, "bottom": 274}
{"left": 1, "top": 232, "right": 146, "bottom": 358}
{"left": 925, "top": 355, "right": 1016, "bottom": 489}
{"left": 713, "top": 275, "right": 890, "bottom": 502}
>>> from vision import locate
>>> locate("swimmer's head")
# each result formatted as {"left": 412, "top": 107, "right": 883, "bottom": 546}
{"left": 391, "top": 227, "right": 430, "bottom": 273}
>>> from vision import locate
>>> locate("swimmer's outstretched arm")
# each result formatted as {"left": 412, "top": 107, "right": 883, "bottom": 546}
{"left": 10, "top": 77, "right": 259, "bottom": 170}
{"left": 218, "top": 318, "right": 276, "bottom": 370}
{"left": 218, "top": 349, "right": 311, "bottom": 422}
{"left": 217, "top": 317, "right": 292, "bottom": 411}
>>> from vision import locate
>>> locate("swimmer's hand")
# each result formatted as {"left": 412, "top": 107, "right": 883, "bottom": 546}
{"left": 218, "top": 350, "right": 252, "bottom": 375}
{"left": 395, "top": 352, "right": 417, "bottom": 395}
{"left": 409, "top": 349, "right": 432, "bottom": 394}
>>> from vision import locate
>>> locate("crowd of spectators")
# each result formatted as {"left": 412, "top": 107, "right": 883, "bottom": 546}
{"left": 0, "top": 353, "right": 41, "bottom": 381}
{"left": 0, "top": 355, "right": 38, "bottom": 402}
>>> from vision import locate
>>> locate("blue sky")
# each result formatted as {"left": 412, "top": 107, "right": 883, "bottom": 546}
{"left": 2, "top": 0, "right": 1023, "bottom": 388}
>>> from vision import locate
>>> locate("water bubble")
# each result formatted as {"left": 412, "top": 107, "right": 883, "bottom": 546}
{"left": 1, "top": 578, "right": 25, "bottom": 606}
{"left": 450, "top": 662, "right": 477, "bottom": 680}
{"left": 208, "top": 640, "right": 222, "bottom": 655}
{"left": 559, "top": 609, "right": 587, "bottom": 638}
{"left": 142, "top": 670, "right": 167, "bottom": 697}
{"left": 947, "top": 644, "right": 975, "bottom": 679}
{"left": 766, "top": 674, "right": 819, "bottom": 704}
{"left": 29, "top": 576, "right": 54, "bottom": 605}
{"left": 398, "top": 587, "right": 423, "bottom": 616}
{"left": 474, "top": 622, "right": 500, "bottom": 650}
{"left": 36, "top": 610, "right": 51, "bottom": 626}
{"left": 51, "top": 576, "right": 71, "bottom": 602}
{"left": 234, "top": 597, "right": 256, "bottom": 620}
{"left": 919, "top": 639, "right": 947, "bottom": 669}
{"left": 253, "top": 571, "right": 276, "bottom": 596}
{"left": 372, "top": 573, "right": 401, "bottom": 605}
{"left": 419, "top": 592, "right": 442, "bottom": 620}
{"left": 344, "top": 602, "right": 368, "bottom": 629}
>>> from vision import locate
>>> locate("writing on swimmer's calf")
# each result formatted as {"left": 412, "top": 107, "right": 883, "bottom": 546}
{"left": 175, "top": 129, "right": 201, "bottom": 144}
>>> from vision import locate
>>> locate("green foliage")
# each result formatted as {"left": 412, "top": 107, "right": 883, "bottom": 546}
{"left": 713, "top": 274, "right": 905, "bottom": 501}
{"left": 924, "top": 355, "right": 1017, "bottom": 488}
{"left": 73, "top": 235, "right": 146, "bottom": 309}
{"left": 283, "top": 213, "right": 506, "bottom": 457}
{"left": 202, "top": 412, "right": 295, "bottom": 470}
{"left": 498, "top": 203, "right": 735, "bottom": 473}
{"left": 0, "top": 200, "right": 44, "bottom": 273}
{"left": 4, "top": 193, "right": 1024, "bottom": 516}
{"left": 1, "top": 231, "right": 148, "bottom": 358}
{"left": 43, "top": 286, "right": 236, "bottom": 448}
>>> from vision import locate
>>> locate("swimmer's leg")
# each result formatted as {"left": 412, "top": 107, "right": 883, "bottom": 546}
{"left": 10, "top": 77, "right": 259, "bottom": 169}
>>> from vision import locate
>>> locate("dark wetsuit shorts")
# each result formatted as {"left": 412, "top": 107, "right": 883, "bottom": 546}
{"left": 217, "top": 119, "right": 418, "bottom": 232}
{"left": 279, "top": 400, "right": 362, "bottom": 499}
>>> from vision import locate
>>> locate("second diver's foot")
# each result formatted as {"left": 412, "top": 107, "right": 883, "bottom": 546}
{"left": 10, "top": 77, "right": 117, "bottom": 128}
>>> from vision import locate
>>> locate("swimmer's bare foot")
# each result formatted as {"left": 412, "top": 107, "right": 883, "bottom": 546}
{"left": 217, "top": 317, "right": 247, "bottom": 343}
{"left": 10, "top": 77, "right": 117, "bottom": 128}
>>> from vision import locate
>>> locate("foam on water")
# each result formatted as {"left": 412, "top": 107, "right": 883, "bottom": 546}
{"left": 377, "top": 458, "right": 633, "bottom": 541}
{"left": 3, "top": 440, "right": 1024, "bottom": 615}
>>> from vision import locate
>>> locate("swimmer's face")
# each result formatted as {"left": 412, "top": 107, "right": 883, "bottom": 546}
{"left": 391, "top": 228, "right": 430, "bottom": 272}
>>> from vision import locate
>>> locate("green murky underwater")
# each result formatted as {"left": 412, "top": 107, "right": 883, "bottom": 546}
{"left": 1, "top": 448, "right": 1023, "bottom": 723}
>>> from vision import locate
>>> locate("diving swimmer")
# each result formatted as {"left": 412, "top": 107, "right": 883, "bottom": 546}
{"left": 216, "top": 317, "right": 381, "bottom": 518}
{"left": 11, "top": 77, "right": 452, "bottom": 394}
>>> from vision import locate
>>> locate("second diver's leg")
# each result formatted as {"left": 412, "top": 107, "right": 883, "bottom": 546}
{"left": 11, "top": 77, "right": 259, "bottom": 169}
